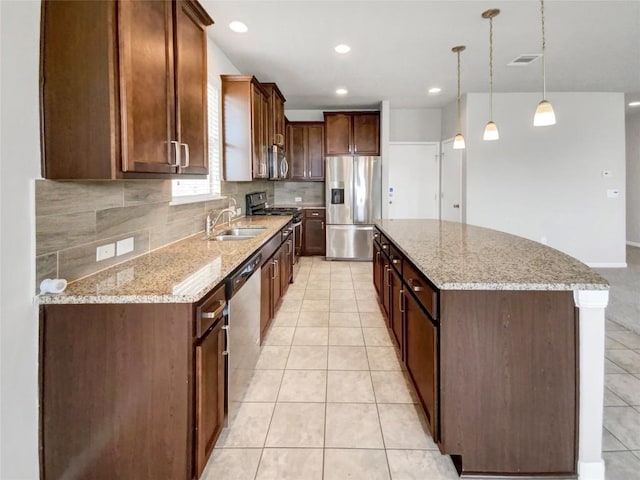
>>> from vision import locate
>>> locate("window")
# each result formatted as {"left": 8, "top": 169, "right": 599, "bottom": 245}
{"left": 171, "top": 83, "right": 222, "bottom": 202}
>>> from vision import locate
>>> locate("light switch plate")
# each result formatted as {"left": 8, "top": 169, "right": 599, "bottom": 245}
{"left": 116, "top": 237, "right": 134, "bottom": 256}
{"left": 96, "top": 243, "right": 115, "bottom": 261}
{"left": 295, "top": 197, "right": 302, "bottom": 202}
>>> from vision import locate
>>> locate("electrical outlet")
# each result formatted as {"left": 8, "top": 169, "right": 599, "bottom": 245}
{"left": 236, "top": 207, "right": 241, "bottom": 216}
{"left": 96, "top": 243, "right": 115, "bottom": 261}
{"left": 116, "top": 237, "right": 134, "bottom": 256}
{"left": 295, "top": 197, "right": 302, "bottom": 202}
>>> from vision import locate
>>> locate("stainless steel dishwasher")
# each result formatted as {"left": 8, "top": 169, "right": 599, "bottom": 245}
{"left": 225, "top": 253, "right": 262, "bottom": 424}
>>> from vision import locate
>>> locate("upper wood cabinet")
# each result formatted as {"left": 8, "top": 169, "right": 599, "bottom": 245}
{"left": 40, "top": 0, "right": 213, "bottom": 180}
{"left": 221, "top": 75, "right": 269, "bottom": 181}
{"left": 261, "top": 83, "right": 286, "bottom": 147}
{"left": 287, "top": 122, "right": 325, "bottom": 181}
{"left": 324, "top": 112, "right": 380, "bottom": 156}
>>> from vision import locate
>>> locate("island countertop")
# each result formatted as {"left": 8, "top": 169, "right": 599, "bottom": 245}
{"left": 36, "top": 216, "right": 291, "bottom": 305}
{"left": 374, "top": 219, "right": 608, "bottom": 291}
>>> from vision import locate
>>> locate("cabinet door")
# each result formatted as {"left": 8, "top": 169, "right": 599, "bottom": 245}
{"left": 119, "top": 0, "right": 177, "bottom": 174}
{"left": 251, "top": 84, "right": 266, "bottom": 178}
{"left": 390, "top": 267, "right": 404, "bottom": 356}
{"left": 275, "top": 96, "right": 285, "bottom": 144}
{"left": 261, "top": 92, "right": 270, "bottom": 174}
{"left": 352, "top": 113, "right": 380, "bottom": 156}
{"left": 405, "top": 291, "right": 438, "bottom": 440}
{"left": 373, "top": 241, "right": 382, "bottom": 298}
{"left": 303, "top": 217, "right": 326, "bottom": 255}
{"left": 279, "top": 240, "right": 292, "bottom": 296}
{"left": 271, "top": 255, "right": 282, "bottom": 310}
{"left": 382, "top": 257, "right": 391, "bottom": 319}
{"left": 195, "top": 319, "right": 225, "bottom": 478}
{"left": 174, "top": 0, "right": 208, "bottom": 174}
{"left": 288, "top": 124, "right": 307, "bottom": 180}
{"left": 260, "top": 264, "right": 272, "bottom": 341}
{"left": 324, "top": 113, "right": 352, "bottom": 155}
{"left": 307, "top": 123, "right": 325, "bottom": 181}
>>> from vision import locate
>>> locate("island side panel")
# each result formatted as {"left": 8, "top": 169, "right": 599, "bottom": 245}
{"left": 40, "top": 303, "right": 194, "bottom": 480}
{"left": 439, "top": 290, "right": 577, "bottom": 476}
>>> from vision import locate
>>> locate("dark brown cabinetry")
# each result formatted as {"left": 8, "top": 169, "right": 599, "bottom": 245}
{"left": 41, "top": 282, "right": 226, "bottom": 480}
{"left": 41, "top": 0, "right": 213, "bottom": 179}
{"left": 303, "top": 209, "right": 326, "bottom": 256}
{"left": 324, "top": 112, "right": 380, "bottom": 156}
{"left": 287, "top": 122, "right": 325, "bottom": 181}
{"left": 389, "top": 264, "right": 404, "bottom": 353}
{"left": 261, "top": 83, "right": 286, "bottom": 147}
{"left": 221, "top": 75, "right": 269, "bottom": 180}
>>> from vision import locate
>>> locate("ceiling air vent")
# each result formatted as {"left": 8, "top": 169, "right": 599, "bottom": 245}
{"left": 508, "top": 54, "right": 541, "bottom": 66}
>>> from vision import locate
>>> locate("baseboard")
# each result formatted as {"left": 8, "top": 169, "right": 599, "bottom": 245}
{"left": 588, "top": 262, "right": 627, "bottom": 268}
{"left": 627, "top": 241, "right": 640, "bottom": 248}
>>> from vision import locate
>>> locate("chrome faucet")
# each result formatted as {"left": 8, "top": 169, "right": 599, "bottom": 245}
{"left": 206, "top": 208, "right": 236, "bottom": 237}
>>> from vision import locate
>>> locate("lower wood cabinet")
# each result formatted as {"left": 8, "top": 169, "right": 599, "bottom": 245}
{"left": 303, "top": 209, "right": 325, "bottom": 256}
{"left": 389, "top": 266, "right": 404, "bottom": 354}
{"left": 373, "top": 240, "right": 383, "bottom": 296}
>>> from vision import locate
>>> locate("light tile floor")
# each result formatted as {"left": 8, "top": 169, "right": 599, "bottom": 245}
{"left": 203, "top": 256, "right": 640, "bottom": 480}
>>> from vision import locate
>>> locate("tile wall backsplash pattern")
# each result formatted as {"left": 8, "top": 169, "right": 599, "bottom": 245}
{"left": 35, "top": 179, "right": 274, "bottom": 291}
{"left": 274, "top": 182, "right": 324, "bottom": 206}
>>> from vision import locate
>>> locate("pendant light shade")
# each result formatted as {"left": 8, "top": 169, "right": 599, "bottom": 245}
{"left": 482, "top": 9, "right": 500, "bottom": 141}
{"left": 452, "top": 45, "right": 466, "bottom": 150}
{"left": 534, "top": 0, "right": 556, "bottom": 126}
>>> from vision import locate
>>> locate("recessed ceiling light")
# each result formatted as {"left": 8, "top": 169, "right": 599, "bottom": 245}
{"left": 336, "top": 88, "right": 348, "bottom": 95}
{"left": 335, "top": 44, "right": 351, "bottom": 54}
{"left": 629, "top": 101, "right": 640, "bottom": 107}
{"left": 229, "top": 21, "right": 248, "bottom": 33}
{"left": 428, "top": 87, "right": 442, "bottom": 95}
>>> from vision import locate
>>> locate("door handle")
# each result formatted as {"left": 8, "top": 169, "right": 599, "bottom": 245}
{"left": 399, "top": 289, "right": 405, "bottom": 313}
{"left": 321, "top": 221, "right": 324, "bottom": 230}
{"left": 170, "top": 140, "right": 181, "bottom": 167}
{"left": 453, "top": 204, "right": 460, "bottom": 209}
{"left": 408, "top": 279, "right": 424, "bottom": 292}
{"left": 180, "top": 143, "right": 190, "bottom": 170}
{"left": 222, "top": 325, "right": 230, "bottom": 356}
{"left": 385, "top": 266, "right": 391, "bottom": 287}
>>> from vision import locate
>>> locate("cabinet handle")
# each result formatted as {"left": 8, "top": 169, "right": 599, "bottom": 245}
{"left": 311, "top": 212, "right": 319, "bottom": 216}
{"left": 271, "top": 261, "right": 277, "bottom": 279}
{"left": 382, "top": 244, "right": 389, "bottom": 250}
{"left": 274, "top": 259, "right": 279, "bottom": 278}
{"left": 392, "top": 258, "right": 400, "bottom": 265}
{"left": 170, "top": 140, "right": 181, "bottom": 167}
{"left": 321, "top": 221, "right": 324, "bottom": 230}
{"left": 180, "top": 143, "right": 190, "bottom": 170}
{"left": 354, "top": 144, "right": 357, "bottom": 154}
{"left": 222, "top": 325, "right": 230, "bottom": 356}
{"left": 373, "top": 233, "right": 379, "bottom": 239}
{"left": 399, "top": 289, "right": 405, "bottom": 313}
{"left": 409, "top": 279, "right": 424, "bottom": 292}
{"left": 201, "top": 300, "right": 225, "bottom": 320}
{"left": 376, "top": 251, "right": 381, "bottom": 260}
{"left": 385, "top": 266, "right": 391, "bottom": 287}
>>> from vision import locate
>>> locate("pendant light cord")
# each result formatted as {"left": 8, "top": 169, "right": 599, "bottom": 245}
{"left": 489, "top": 16, "right": 494, "bottom": 121}
{"left": 541, "top": 0, "right": 547, "bottom": 99}
{"left": 457, "top": 50, "right": 462, "bottom": 132}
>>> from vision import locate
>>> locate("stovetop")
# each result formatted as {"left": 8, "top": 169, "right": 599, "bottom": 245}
{"left": 246, "top": 192, "right": 302, "bottom": 221}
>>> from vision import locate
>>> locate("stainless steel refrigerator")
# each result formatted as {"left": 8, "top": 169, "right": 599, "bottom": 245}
{"left": 325, "top": 156, "right": 381, "bottom": 260}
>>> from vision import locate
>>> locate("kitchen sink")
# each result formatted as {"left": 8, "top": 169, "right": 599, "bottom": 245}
{"left": 206, "top": 226, "right": 267, "bottom": 241}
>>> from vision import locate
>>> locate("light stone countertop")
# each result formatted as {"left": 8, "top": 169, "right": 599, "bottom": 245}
{"left": 273, "top": 203, "right": 325, "bottom": 209}
{"left": 375, "top": 219, "right": 609, "bottom": 291}
{"left": 37, "top": 216, "right": 291, "bottom": 304}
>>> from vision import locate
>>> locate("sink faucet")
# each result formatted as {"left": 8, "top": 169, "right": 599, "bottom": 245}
{"left": 206, "top": 208, "right": 236, "bottom": 237}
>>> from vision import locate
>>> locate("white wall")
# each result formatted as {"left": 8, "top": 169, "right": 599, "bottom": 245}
{"left": 381, "top": 101, "right": 391, "bottom": 218}
{"left": 1, "top": 1, "right": 42, "bottom": 478}
{"left": 207, "top": 36, "right": 240, "bottom": 84}
{"left": 626, "top": 109, "right": 640, "bottom": 245}
{"left": 284, "top": 109, "right": 324, "bottom": 122}
{"left": 465, "top": 92, "right": 626, "bottom": 266}
{"left": 389, "top": 108, "right": 441, "bottom": 142}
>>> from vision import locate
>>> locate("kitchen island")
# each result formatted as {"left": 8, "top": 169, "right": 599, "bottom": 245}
{"left": 373, "top": 219, "right": 609, "bottom": 480}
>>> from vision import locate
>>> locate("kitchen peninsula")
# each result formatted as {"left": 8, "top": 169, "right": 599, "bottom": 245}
{"left": 373, "top": 219, "right": 609, "bottom": 478}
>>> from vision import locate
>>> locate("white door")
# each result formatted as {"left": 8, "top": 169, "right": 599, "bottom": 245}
{"left": 440, "top": 139, "right": 463, "bottom": 222}
{"left": 387, "top": 143, "right": 439, "bottom": 219}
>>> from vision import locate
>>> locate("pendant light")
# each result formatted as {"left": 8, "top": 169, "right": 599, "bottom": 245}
{"left": 482, "top": 9, "right": 500, "bottom": 141}
{"left": 452, "top": 45, "right": 466, "bottom": 150}
{"left": 533, "top": 0, "right": 556, "bottom": 126}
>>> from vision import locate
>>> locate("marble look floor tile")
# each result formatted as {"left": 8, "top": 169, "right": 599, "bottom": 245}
{"left": 351, "top": 273, "right": 372, "bottom": 283}
{"left": 327, "top": 370, "right": 375, "bottom": 403}
{"left": 256, "top": 346, "right": 291, "bottom": 370}
{"left": 386, "top": 449, "right": 459, "bottom": 480}
{"left": 364, "top": 327, "right": 394, "bottom": 346}
{"left": 202, "top": 448, "right": 262, "bottom": 480}
{"left": 329, "top": 312, "right": 361, "bottom": 327}
{"left": 328, "top": 327, "right": 365, "bottom": 346}
{"left": 244, "top": 370, "right": 284, "bottom": 402}
{"left": 271, "top": 311, "right": 299, "bottom": 327}
{"left": 329, "top": 299, "right": 360, "bottom": 313}
{"left": 367, "top": 346, "right": 404, "bottom": 371}
{"left": 360, "top": 311, "right": 386, "bottom": 327}
{"left": 603, "top": 428, "right": 627, "bottom": 451}
{"left": 263, "top": 327, "right": 296, "bottom": 346}
{"left": 216, "top": 402, "right": 274, "bottom": 448}
{"left": 277, "top": 370, "right": 327, "bottom": 402}
{"left": 607, "top": 349, "right": 640, "bottom": 373}
{"left": 265, "top": 403, "right": 325, "bottom": 448}
{"left": 301, "top": 299, "right": 330, "bottom": 312}
{"left": 330, "top": 289, "right": 357, "bottom": 300}
{"left": 607, "top": 320, "right": 627, "bottom": 332}
{"left": 353, "top": 280, "right": 376, "bottom": 291}
{"left": 304, "top": 289, "right": 330, "bottom": 300}
{"left": 323, "top": 449, "right": 390, "bottom": 480}
{"left": 255, "top": 448, "right": 323, "bottom": 480}
{"left": 371, "top": 371, "right": 417, "bottom": 404}
{"left": 608, "top": 331, "right": 640, "bottom": 349}
{"left": 604, "top": 407, "right": 640, "bottom": 449}
{"left": 605, "top": 387, "right": 629, "bottom": 407}
{"left": 606, "top": 358, "right": 629, "bottom": 374}
{"left": 328, "top": 346, "right": 370, "bottom": 370}
{"left": 297, "top": 311, "right": 329, "bottom": 327}
{"left": 606, "top": 374, "right": 640, "bottom": 405}
{"left": 607, "top": 337, "right": 629, "bottom": 349}
{"left": 283, "top": 288, "right": 305, "bottom": 300}
{"left": 285, "top": 346, "right": 328, "bottom": 370}
{"left": 378, "top": 403, "right": 437, "bottom": 449}
{"left": 330, "top": 281, "right": 354, "bottom": 291}
{"left": 325, "top": 403, "right": 384, "bottom": 448}
{"left": 278, "top": 298, "right": 302, "bottom": 313}
{"left": 603, "top": 452, "right": 640, "bottom": 480}
{"left": 292, "top": 327, "right": 329, "bottom": 346}
{"left": 307, "top": 281, "right": 331, "bottom": 291}
{"left": 355, "top": 290, "right": 378, "bottom": 301}
{"left": 358, "top": 299, "right": 383, "bottom": 313}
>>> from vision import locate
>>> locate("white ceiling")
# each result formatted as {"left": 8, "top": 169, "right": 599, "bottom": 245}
{"left": 202, "top": 1, "right": 640, "bottom": 111}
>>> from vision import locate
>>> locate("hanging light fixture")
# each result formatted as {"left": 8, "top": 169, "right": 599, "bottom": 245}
{"left": 533, "top": 0, "right": 556, "bottom": 126}
{"left": 482, "top": 9, "right": 500, "bottom": 141}
{"left": 452, "top": 45, "right": 466, "bottom": 150}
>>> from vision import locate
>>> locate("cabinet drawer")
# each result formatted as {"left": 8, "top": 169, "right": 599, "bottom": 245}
{"left": 403, "top": 261, "right": 438, "bottom": 321}
{"left": 196, "top": 283, "right": 226, "bottom": 338}
{"left": 373, "top": 228, "right": 382, "bottom": 246}
{"left": 304, "top": 208, "right": 325, "bottom": 219}
{"left": 388, "top": 245, "right": 403, "bottom": 276}
{"left": 379, "top": 236, "right": 391, "bottom": 258}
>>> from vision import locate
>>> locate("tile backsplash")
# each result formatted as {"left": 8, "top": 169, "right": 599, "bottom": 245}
{"left": 35, "top": 179, "right": 274, "bottom": 291}
{"left": 274, "top": 182, "right": 325, "bottom": 206}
